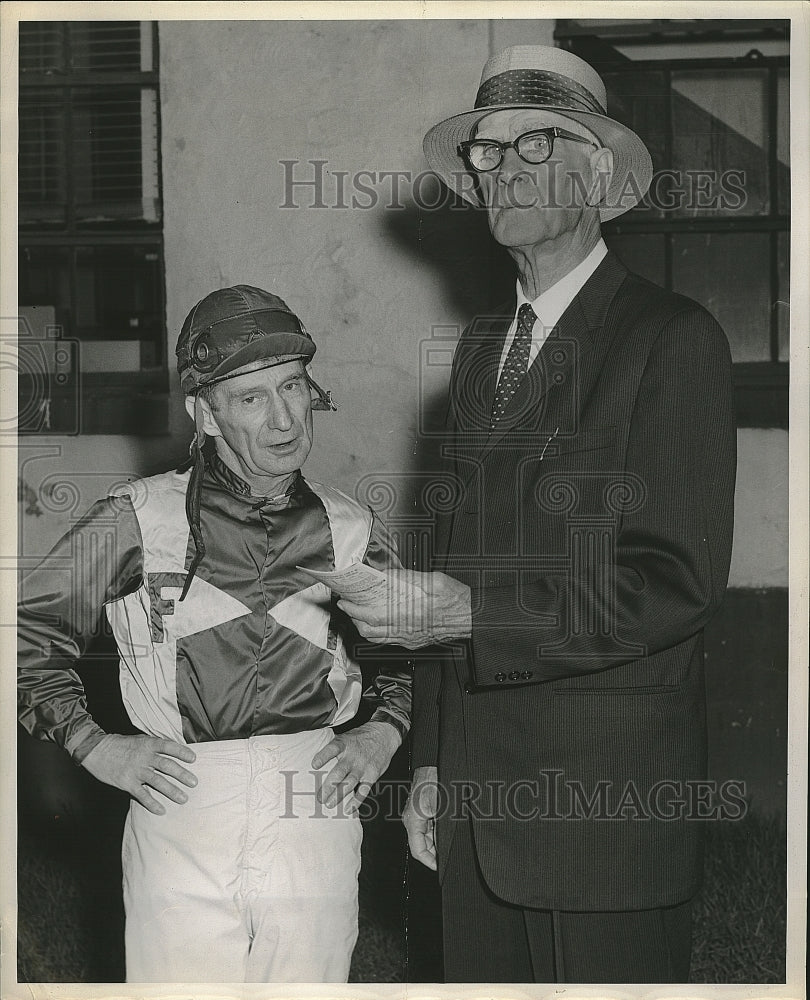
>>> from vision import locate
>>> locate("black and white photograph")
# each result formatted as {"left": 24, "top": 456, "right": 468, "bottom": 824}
{"left": 1, "top": 2, "right": 807, "bottom": 997}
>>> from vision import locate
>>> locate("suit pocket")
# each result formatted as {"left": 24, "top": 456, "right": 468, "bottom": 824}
{"left": 544, "top": 425, "right": 617, "bottom": 458}
{"left": 553, "top": 684, "right": 679, "bottom": 696}
{"left": 548, "top": 685, "right": 698, "bottom": 788}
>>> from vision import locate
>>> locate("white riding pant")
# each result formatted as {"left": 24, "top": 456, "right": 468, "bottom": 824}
{"left": 122, "top": 728, "right": 362, "bottom": 983}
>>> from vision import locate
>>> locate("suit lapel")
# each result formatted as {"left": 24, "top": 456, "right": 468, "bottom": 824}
{"left": 448, "top": 309, "right": 512, "bottom": 435}
{"left": 465, "top": 252, "right": 630, "bottom": 469}
{"left": 472, "top": 317, "right": 508, "bottom": 422}
{"left": 476, "top": 298, "right": 593, "bottom": 460}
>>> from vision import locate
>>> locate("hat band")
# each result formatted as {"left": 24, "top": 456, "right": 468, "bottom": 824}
{"left": 475, "top": 69, "right": 606, "bottom": 116}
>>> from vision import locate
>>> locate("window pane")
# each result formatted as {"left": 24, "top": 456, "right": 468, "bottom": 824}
{"left": 68, "top": 22, "right": 143, "bottom": 72}
{"left": 18, "top": 21, "right": 167, "bottom": 428}
{"left": 777, "top": 69, "right": 789, "bottom": 216}
{"left": 778, "top": 231, "right": 789, "bottom": 362}
{"left": 672, "top": 233, "right": 770, "bottom": 361}
{"left": 19, "top": 244, "right": 165, "bottom": 367}
{"left": 671, "top": 69, "right": 769, "bottom": 217}
{"left": 604, "top": 234, "right": 665, "bottom": 286}
{"left": 19, "top": 89, "right": 67, "bottom": 224}
{"left": 74, "top": 246, "right": 164, "bottom": 367}
{"left": 19, "top": 245, "right": 71, "bottom": 322}
{"left": 72, "top": 87, "right": 160, "bottom": 223}
{"left": 19, "top": 22, "right": 65, "bottom": 73}
{"left": 602, "top": 71, "right": 667, "bottom": 219}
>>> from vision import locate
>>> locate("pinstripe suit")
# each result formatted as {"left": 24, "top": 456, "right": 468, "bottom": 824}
{"left": 411, "top": 251, "right": 737, "bottom": 981}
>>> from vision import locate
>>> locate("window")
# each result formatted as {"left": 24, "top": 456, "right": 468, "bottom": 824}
{"left": 557, "top": 19, "right": 790, "bottom": 427}
{"left": 18, "top": 21, "right": 168, "bottom": 434}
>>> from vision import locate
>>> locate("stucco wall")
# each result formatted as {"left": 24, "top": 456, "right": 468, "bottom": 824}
{"left": 16, "top": 18, "right": 789, "bottom": 592}
{"left": 158, "top": 19, "right": 553, "bottom": 491}
{"left": 731, "top": 429, "right": 789, "bottom": 587}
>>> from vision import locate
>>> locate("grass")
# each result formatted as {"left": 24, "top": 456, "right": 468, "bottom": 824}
{"left": 17, "top": 818, "right": 127, "bottom": 984}
{"left": 17, "top": 845, "right": 90, "bottom": 982}
{"left": 691, "top": 812, "right": 787, "bottom": 982}
{"left": 17, "top": 810, "right": 786, "bottom": 984}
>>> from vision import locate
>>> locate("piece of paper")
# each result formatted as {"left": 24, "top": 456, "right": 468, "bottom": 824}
{"left": 296, "top": 561, "right": 388, "bottom": 605}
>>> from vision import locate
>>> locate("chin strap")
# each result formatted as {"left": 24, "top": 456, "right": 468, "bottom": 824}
{"left": 179, "top": 395, "right": 208, "bottom": 602}
{"left": 307, "top": 370, "right": 337, "bottom": 411}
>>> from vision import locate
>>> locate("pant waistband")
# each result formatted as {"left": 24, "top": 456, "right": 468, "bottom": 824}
{"left": 185, "top": 728, "right": 332, "bottom": 760}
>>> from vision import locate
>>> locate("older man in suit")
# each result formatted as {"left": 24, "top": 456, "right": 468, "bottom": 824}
{"left": 341, "top": 45, "right": 736, "bottom": 984}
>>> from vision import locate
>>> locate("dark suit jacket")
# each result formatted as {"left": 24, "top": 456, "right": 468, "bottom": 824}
{"left": 411, "top": 251, "right": 737, "bottom": 911}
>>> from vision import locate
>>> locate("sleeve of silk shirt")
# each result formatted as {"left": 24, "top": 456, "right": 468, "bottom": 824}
{"left": 360, "top": 512, "right": 412, "bottom": 741}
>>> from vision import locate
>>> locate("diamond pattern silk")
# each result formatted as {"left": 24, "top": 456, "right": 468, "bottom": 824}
{"left": 490, "top": 302, "right": 537, "bottom": 429}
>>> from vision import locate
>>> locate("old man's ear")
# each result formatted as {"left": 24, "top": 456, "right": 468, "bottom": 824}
{"left": 185, "top": 392, "right": 223, "bottom": 438}
{"left": 586, "top": 146, "right": 614, "bottom": 208}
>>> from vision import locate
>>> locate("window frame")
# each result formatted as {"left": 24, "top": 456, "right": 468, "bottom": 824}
{"left": 557, "top": 28, "right": 790, "bottom": 429}
{"left": 18, "top": 21, "right": 169, "bottom": 435}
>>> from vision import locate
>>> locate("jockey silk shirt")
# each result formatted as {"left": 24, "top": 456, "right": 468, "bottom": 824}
{"left": 18, "top": 450, "right": 411, "bottom": 761}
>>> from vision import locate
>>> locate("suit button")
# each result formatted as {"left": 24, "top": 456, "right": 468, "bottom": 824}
{"left": 508, "top": 670, "right": 520, "bottom": 681}
{"left": 464, "top": 683, "right": 474, "bottom": 694}
{"left": 495, "top": 672, "right": 507, "bottom": 683}
{"left": 521, "top": 670, "right": 533, "bottom": 680}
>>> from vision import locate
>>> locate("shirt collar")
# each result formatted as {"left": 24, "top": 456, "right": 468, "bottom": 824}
{"left": 516, "top": 238, "right": 608, "bottom": 330}
{"left": 207, "top": 447, "right": 303, "bottom": 506}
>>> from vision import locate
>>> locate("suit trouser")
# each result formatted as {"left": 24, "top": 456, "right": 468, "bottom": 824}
{"left": 441, "top": 817, "right": 692, "bottom": 984}
{"left": 122, "top": 729, "right": 362, "bottom": 983}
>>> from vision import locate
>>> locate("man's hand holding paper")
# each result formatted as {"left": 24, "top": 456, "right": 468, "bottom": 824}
{"left": 302, "top": 564, "right": 472, "bottom": 649}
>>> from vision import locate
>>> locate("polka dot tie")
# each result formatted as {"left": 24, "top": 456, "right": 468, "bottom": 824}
{"left": 490, "top": 303, "right": 537, "bottom": 430}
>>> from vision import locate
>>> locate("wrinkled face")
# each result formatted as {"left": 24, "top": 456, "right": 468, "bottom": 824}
{"left": 202, "top": 360, "right": 313, "bottom": 490}
{"left": 471, "top": 109, "right": 603, "bottom": 249}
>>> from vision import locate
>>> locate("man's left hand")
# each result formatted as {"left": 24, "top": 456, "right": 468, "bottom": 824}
{"left": 339, "top": 570, "right": 472, "bottom": 649}
{"left": 311, "top": 720, "right": 402, "bottom": 812}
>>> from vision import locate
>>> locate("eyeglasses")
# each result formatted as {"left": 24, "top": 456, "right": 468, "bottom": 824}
{"left": 458, "top": 127, "right": 597, "bottom": 173}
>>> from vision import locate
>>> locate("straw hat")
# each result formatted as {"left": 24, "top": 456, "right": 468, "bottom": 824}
{"left": 423, "top": 45, "right": 652, "bottom": 221}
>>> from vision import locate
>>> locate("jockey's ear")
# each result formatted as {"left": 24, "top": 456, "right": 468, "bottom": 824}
{"left": 185, "top": 392, "right": 222, "bottom": 438}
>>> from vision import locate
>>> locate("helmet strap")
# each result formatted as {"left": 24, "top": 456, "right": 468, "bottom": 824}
{"left": 307, "top": 371, "right": 337, "bottom": 411}
{"left": 179, "top": 394, "right": 208, "bottom": 602}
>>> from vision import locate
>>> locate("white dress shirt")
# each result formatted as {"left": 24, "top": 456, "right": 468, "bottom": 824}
{"left": 496, "top": 239, "right": 608, "bottom": 380}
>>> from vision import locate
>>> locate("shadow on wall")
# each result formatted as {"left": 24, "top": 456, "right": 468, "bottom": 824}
{"left": 374, "top": 187, "right": 516, "bottom": 546}
{"left": 383, "top": 183, "right": 516, "bottom": 322}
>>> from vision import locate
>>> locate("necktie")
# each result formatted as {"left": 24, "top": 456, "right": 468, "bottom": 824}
{"left": 490, "top": 302, "right": 537, "bottom": 429}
